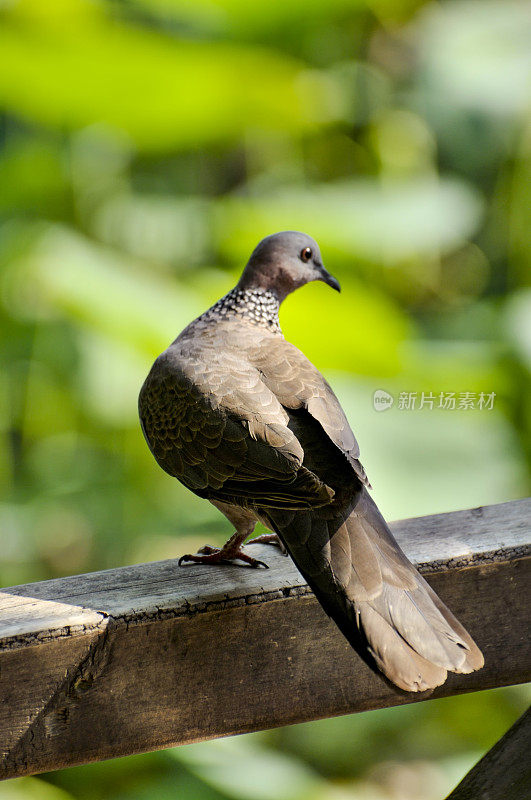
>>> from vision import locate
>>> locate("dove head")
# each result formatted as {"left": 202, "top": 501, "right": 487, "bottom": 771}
{"left": 237, "top": 231, "right": 340, "bottom": 301}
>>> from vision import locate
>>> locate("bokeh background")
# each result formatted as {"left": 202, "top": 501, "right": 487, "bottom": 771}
{"left": 1, "top": 0, "right": 530, "bottom": 798}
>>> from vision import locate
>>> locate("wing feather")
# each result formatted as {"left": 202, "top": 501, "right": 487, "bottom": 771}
{"left": 138, "top": 349, "right": 332, "bottom": 508}
{"left": 252, "top": 339, "right": 369, "bottom": 485}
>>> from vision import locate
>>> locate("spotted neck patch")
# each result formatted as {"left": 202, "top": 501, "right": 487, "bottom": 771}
{"left": 199, "top": 288, "right": 281, "bottom": 333}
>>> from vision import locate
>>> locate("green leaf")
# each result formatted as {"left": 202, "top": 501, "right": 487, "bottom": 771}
{"left": 0, "top": 777, "right": 75, "bottom": 800}
{"left": 281, "top": 277, "right": 411, "bottom": 375}
{"left": 132, "top": 0, "right": 365, "bottom": 36}
{"left": 3, "top": 224, "right": 204, "bottom": 355}
{"left": 0, "top": 0, "right": 340, "bottom": 151}
{"left": 417, "top": 0, "right": 531, "bottom": 117}
{"left": 173, "top": 737, "right": 322, "bottom": 800}
{"left": 216, "top": 178, "right": 483, "bottom": 266}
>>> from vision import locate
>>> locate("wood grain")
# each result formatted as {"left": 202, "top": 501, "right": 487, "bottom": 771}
{"left": 0, "top": 499, "right": 529, "bottom": 779}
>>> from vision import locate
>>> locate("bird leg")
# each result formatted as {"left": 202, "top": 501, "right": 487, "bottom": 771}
{"left": 246, "top": 533, "right": 287, "bottom": 555}
{"left": 178, "top": 501, "right": 268, "bottom": 568}
{"left": 178, "top": 531, "right": 268, "bottom": 568}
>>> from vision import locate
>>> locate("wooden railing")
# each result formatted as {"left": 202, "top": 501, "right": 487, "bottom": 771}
{"left": 1, "top": 499, "right": 529, "bottom": 789}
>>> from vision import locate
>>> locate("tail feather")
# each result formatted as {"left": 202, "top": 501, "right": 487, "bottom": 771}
{"left": 268, "top": 487, "right": 484, "bottom": 692}
{"left": 373, "top": 584, "right": 467, "bottom": 669}
{"left": 415, "top": 573, "right": 484, "bottom": 673}
{"left": 333, "top": 522, "right": 382, "bottom": 599}
{"left": 358, "top": 602, "right": 448, "bottom": 692}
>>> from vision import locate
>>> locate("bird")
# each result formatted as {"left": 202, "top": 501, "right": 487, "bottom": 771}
{"left": 138, "top": 231, "right": 484, "bottom": 692}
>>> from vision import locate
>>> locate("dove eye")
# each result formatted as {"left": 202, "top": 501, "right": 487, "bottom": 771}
{"left": 300, "top": 247, "right": 312, "bottom": 262}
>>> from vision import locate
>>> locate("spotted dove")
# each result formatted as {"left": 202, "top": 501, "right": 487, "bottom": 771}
{"left": 139, "top": 231, "right": 484, "bottom": 692}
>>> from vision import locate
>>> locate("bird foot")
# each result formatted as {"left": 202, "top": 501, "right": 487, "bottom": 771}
{"left": 246, "top": 533, "right": 287, "bottom": 555}
{"left": 178, "top": 544, "right": 268, "bottom": 569}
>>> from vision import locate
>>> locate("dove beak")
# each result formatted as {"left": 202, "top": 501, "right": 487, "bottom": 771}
{"left": 316, "top": 263, "right": 341, "bottom": 292}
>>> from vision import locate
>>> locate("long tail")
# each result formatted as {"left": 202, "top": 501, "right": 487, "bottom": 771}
{"left": 266, "top": 488, "right": 484, "bottom": 692}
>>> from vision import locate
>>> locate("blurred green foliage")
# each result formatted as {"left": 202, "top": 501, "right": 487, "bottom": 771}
{"left": 1, "top": 0, "right": 529, "bottom": 798}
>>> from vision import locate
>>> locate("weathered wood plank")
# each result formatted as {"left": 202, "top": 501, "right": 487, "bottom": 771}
{"left": 446, "top": 706, "right": 531, "bottom": 799}
{"left": 0, "top": 499, "right": 529, "bottom": 779}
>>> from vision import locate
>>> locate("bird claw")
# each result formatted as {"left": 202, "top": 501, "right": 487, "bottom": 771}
{"left": 178, "top": 546, "right": 269, "bottom": 569}
{"left": 246, "top": 533, "right": 287, "bottom": 555}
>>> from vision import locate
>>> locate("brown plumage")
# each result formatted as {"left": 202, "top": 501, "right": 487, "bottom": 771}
{"left": 139, "top": 231, "right": 484, "bottom": 692}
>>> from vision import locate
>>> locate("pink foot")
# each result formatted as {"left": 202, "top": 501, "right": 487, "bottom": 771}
{"left": 178, "top": 544, "right": 268, "bottom": 569}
